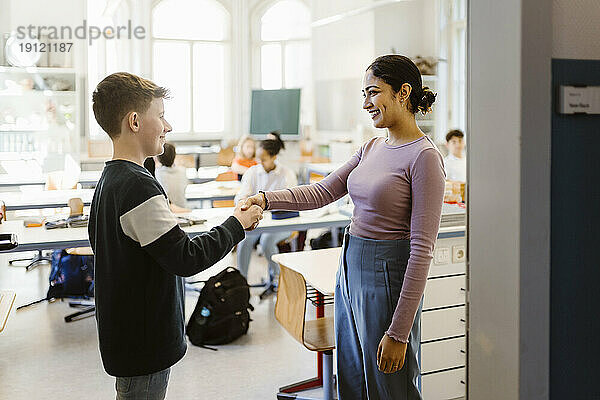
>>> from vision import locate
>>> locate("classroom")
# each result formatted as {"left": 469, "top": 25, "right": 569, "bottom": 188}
{"left": 0, "top": 1, "right": 597, "bottom": 399}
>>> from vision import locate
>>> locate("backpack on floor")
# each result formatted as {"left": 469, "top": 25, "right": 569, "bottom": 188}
{"left": 17, "top": 250, "right": 95, "bottom": 310}
{"left": 47, "top": 249, "right": 95, "bottom": 300}
{"left": 186, "top": 267, "right": 254, "bottom": 348}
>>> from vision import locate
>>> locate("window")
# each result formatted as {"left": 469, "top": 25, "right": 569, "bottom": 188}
{"left": 88, "top": 0, "right": 132, "bottom": 140}
{"left": 438, "top": 0, "right": 467, "bottom": 142}
{"left": 152, "top": 0, "right": 230, "bottom": 135}
{"left": 257, "top": 0, "right": 311, "bottom": 90}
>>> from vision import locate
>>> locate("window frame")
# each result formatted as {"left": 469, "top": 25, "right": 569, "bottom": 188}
{"left": 150, "top": 0, "right": 232, "bottom": 140}
{"left": 251, "top": 0, "right": 311, "bottom": 91}
{"left": 440, "top": 0, "right": 467, "bottom": 136}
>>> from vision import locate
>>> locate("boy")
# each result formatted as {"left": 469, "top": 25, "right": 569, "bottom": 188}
{"left": 89, "top": 72, "right": 263, "bottom": 400}
{"left": 444, "top": 129, "right": 466, "bottom": 182}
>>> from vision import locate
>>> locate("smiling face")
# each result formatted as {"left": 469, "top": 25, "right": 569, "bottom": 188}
{"left": 363, "top": 69, "right": 408, "bottom": 129}
{"left": 137, "top": 97, "right": 172, "bottom": 157}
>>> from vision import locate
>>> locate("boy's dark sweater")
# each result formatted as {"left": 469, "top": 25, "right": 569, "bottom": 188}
{"left": 88, "top": 159, "right": 245, "bottom": 377}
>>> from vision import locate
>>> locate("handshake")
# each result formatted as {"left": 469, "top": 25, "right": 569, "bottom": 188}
{"left": 232, "top": 193, "right": 268, "bottom": 231}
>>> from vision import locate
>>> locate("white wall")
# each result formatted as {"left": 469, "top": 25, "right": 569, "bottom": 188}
{"left": 310, "top": 0, "right": 437, "bottom": 142}
{"left": 553, "top": 0, "right": 600, "bottom": 60}
{"left": 374, "top": 0, "right": 437, "bottom": 58}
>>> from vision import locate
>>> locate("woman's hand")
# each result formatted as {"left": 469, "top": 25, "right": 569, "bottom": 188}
{"left": 377, "top": 334, "right": 407, "bottom": 374}
{"left": 241, "top": 193, "right": 266, "bottom": 211}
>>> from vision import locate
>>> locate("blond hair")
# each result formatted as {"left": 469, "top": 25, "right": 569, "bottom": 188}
{"left": 236, "top": 135, "right": 256, "bottom": 159}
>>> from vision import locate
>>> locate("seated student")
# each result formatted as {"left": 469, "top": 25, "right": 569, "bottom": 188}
{"left": 143, "top": 156, "right": 156, "bottom": 176}
{"left": 231, "top": 135, "right": 258, "bottom": 180}
{"left": 234, "top": 133, "right": 297, "bottom": 295}
{"left": 444, "top": 129, "right": 467, "bottom": 182}
{"left": 89, "top": 72, "right": 263, "bottom": 400}
{"left": 155, "top": 142, "right": 188, "bottom": 210}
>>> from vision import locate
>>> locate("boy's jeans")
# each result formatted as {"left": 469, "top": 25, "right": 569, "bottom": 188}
{"left": 115, "top": 368, "right": 170, "bottom": 400}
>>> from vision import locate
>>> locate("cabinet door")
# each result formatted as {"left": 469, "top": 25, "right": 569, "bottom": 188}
{"left": 421, "top": 367, "right": 466, "bottom": 400}
{"left": 421, "top": 337, "right": 466, "bottom": 374}
{"left": 421, "top": 306, "right": 466, "bottom": 342}
{"left": 423, "top": 275, "right": 466, "bottom": 311}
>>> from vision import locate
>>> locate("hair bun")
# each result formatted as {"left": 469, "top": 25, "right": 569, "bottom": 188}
{"left": 417, "top": 86, "right": 437, "bottom": 115}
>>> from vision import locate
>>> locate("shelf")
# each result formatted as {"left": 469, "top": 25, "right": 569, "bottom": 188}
{"left": 0, "top": 129, "right": 48, "bottom": 133}
{"left": 0, "top": 90, "right": 76, "bottom": 97}
{"left": 0, "top": 66, "right": 76, "bottom": 74}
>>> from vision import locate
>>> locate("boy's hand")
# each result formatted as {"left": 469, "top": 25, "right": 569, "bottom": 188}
{"left": 241, "top": 193, "right": 266, "bottom": 211}
{"left": 233, "top": 203, "right": 263, "bottom": 231}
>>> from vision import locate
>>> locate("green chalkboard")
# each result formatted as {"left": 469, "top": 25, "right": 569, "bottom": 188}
{"left": 250, "top": 89, "right": 301, "bottom": 136}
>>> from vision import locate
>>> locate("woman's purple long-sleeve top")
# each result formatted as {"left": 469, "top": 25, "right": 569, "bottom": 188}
{"left": 265, "top": 136, "right": 446, "bottom": 342}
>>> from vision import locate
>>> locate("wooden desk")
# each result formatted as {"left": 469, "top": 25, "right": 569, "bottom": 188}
{"left": 0, "top": 290, "right": 16, "bottom": 333}
{"left": 272, "top": 248, "right": 341, "bottom": 296}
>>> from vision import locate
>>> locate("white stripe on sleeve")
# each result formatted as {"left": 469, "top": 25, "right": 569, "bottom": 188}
{"left": 119, "top": 194, "right": 178, "bottom": 247}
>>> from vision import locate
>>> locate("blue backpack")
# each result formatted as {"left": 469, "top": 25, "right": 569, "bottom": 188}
{"left": 46, "top": 250, "right": 94, "bottom": 300}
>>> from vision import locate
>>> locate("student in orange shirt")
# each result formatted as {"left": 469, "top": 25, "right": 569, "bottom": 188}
{"left": 231, "top": 135, "right": 258, "bottom": 181}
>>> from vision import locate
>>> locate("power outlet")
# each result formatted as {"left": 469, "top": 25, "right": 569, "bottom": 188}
{"left": 452, "top": 245, "right": 466, "bottom": 263}
{"left": 434, "top": 247, "right": 450, "bottom": 265}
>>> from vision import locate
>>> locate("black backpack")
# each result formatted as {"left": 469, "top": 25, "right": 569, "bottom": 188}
{"left": 186, "top": 267, "right": 254, "bottom": 348}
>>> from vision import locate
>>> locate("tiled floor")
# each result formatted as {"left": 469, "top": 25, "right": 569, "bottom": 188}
{"left": 0, "top": 248, "right": 332, "bottom": 400}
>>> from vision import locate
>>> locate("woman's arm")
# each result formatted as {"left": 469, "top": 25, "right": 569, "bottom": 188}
{"left": 263, "top": 150, "right": 362, "bottom": 211}
{"left": 386, "top": 148, "right": 446, "bottom": 342}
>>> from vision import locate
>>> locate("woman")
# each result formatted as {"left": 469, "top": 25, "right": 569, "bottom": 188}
{"left": 235, "top": 133, "right": 298, "bottom": 296}
{"left": 243, "top": 55, "right": 445, "bottom": 399}
{"left": 231, "top": 135, "right": 258, "bottom": 180}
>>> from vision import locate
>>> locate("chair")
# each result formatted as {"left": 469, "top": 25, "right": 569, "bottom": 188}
{"left": 212, "top": 171, "right": 238, "bottom": 208}
{"left": 275, "top": 265, "right": 335, "bottom": 400}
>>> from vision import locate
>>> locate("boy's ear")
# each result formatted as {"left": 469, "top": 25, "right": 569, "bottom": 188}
{"left": 128, "top": 112, "right": 140, "bottom": 133}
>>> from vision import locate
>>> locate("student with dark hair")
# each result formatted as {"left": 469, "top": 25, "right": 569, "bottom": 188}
{"left": 89, "top": 72, "right": 263, "bottom": 399}
{"left": 444, "top": 129, "right": 466, "bottom": 182}
{"left": 243, "top": 55, "right": 445, "bottom": 399}
{"left": 155, "top": 142, "right": 188, "bottom": 209}
{"left": 143, "top": 156, "right": 156, "bottom": 177}
{"left": 234, "top": 132, "right": 297, "bottom": 296}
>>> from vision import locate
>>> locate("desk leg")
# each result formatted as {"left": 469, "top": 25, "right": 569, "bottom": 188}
{"left": 331, "top": 228, "right": 339, "bottom": 247}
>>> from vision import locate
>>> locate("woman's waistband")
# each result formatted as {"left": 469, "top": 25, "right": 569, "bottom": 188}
{"left": 344, "top": 227, "right": 410, "bottom": 258}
